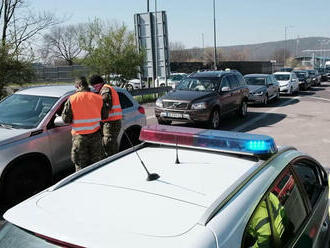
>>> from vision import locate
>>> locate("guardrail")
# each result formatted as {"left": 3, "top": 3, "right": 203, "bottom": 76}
{"left": 129, "top": 86, "right": 172, "bottom": 96}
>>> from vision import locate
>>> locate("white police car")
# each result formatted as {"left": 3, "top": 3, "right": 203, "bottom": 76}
{"left": 1, "top": 125, "right": 329, "bottom": 247}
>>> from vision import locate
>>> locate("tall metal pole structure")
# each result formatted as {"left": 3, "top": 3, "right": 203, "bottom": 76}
{"left": 284, "top": 26, "right": 287, "bottom": 66}
{"left": 202, "top": 33, "right": 205, "bottom": 63}
{"left": 147, "top": 0, "right": 149, "bottom": 12}
{"left": 213, "top": 0, "right": 217, "bottom": 70}
{"left": 154, "top": 0, "right": 158, "bottom": 85}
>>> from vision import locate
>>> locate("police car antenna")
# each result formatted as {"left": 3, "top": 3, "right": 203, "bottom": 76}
{"left": 175, "top": 137, "right": 180, "bottom": 164}
{"left": 124, "top": 131, "right": 160, "bottom": 181}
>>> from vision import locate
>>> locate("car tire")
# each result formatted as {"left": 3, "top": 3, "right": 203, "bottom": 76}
{"left": 238, "top": 100, "right": 248, "bottom": 118}
{"left": 157, "top": 118, "right": 172, "bottom": 125}
{"left": 208, "top": 108, "right": 220, "bottom": 129}
{"left": 126, "top": 84, "right": 134, "bottom": 91}
{"left": 2, "top": 159, "right": 51, "bottom": 207}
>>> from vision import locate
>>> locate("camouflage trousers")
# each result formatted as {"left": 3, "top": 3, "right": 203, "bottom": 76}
{"left": 103, "top": 120, "right": 122, "bottom": 157}
{"left": 71, "top": 130, "right": 106, "bottom": 171}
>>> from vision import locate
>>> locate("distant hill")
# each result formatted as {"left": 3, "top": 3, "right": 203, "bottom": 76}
{"left": 171, "top": 37, "right": 330, "bottom": 63}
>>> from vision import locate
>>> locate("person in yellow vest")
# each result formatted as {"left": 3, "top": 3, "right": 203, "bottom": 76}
{"left": 246, "top": 192, "right": 286, "bottom": 248}
{"left": 62, "top": 76, "right": 108, "bottom": 171}
{"left": 89, "top": 75, "right": 123, "bottom": 157}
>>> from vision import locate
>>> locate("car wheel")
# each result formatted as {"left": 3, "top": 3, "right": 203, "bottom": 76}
{"left": 238, "top": 100, "right": 248, "bottom": 118}
{"left": 208, "top": 109, "right": 220, "bottom": 129}
{"left": 160, "top": 84, "right": 165, "bottom": 87}
{"left": 157, "top": 118, "right": 172, "bottom": 125}
{"left": 2, "top": 159, "right": 51, "bottom": 206}
{"left": 289, "top": 87, "right": 293, "bottom": 96}
{"left": 126, "top": 84, "right": 134, "bottom": 91}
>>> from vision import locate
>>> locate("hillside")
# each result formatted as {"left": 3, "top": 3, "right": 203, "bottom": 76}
{"left": 171, "top": 37, "right": 330, "bottom": 63}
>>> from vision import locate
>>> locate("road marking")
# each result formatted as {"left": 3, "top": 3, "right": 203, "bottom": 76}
{"left": 232, "top": 97, "right": 300, "bottom": 132}
{"left": 306, "top": 96, "right": 330, "bottom": 102}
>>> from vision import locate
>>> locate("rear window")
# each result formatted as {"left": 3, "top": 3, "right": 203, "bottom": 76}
{"left": 0, "top": 223, "right": 58, "bottom": 247}
{"left": 245, "top": 77, "right": 266, "bottom": 86}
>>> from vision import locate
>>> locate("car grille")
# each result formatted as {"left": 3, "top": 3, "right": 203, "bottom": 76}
{"left": 163, "top": 101, "right": 189, "bottom": 110}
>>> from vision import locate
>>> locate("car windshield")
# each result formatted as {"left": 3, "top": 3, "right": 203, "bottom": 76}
{"left": 0, "top": 94, "right": 58, "bottom": 129}
{"left": 245, "top": 77, "right": 266, "bottom": 86}
{"left": 308, "top": 71, "right": 315, "bottom": 76}
{"left": 294, "top": 72, "right": 307, "bottom": 79}
{"left": 0, "top": 222, "right": 59, "bottom": 247}
{"left": 176, "top": 78, "right": 217, "bottom": 91}
{"left": 274, "top": 74, "right": 290, "bottom": 81}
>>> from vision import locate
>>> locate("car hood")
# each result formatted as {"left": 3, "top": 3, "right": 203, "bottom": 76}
{"left": 162, "top": 90, "right": 215, "bottom": 102}
{"left": 277, "top": 80, "right": 290, "bottom": 86}
{"left": 247, "top": 85, "right": 266, "bottom": 93}
{"left": 0, "top": 127, "right": 35, "bottom": 146}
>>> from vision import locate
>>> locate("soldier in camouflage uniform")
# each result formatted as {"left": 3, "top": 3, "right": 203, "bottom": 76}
{"left": 89, "top": 75, "right": 122, "bottom": 157}
{"left": 62, "top": 77, "right": 108, "bottom": 171}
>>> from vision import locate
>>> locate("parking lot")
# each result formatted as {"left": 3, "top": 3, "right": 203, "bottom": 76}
{"left": 145, "top": 81, "right": 330, "bottom": 170}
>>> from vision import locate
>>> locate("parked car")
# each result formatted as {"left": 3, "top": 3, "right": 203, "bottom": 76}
{"left": 0, "top": 85, "right": 146, "bottom": 206}
{"left": 306, "top": 69, "right": 321, "bottom": 86}
{"left": 2, "top": 125, "right": 329, "bottom": 248}
{"left": 156, "top": 73, "right": 188, "bottom": 88}
{"left": 273, "top": 71, "right": 299, "bottom": 95}
{"left": 293, "top": 70, "right": 312, "bottom": 90}
{"left": 126, "top": 78, "right": 146, "bottom": 91}
{"left": 155, "top": 70, "right": 249, "bottom": 129}
{"left": 244, "top": 74, "right": 280, "bottom": 105}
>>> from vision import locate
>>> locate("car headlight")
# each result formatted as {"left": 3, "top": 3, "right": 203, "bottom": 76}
{"left": 191, "top": 102, "right": 207, "bottom": 110}
{"left": 253, "top": 91, "right": 264, "bottom": 96}
{"left": 155, "top": 98, "right": 163, "bottom": 108}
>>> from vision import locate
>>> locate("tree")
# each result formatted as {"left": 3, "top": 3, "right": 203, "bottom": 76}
{"left": 0, "top": 46, "right": 35, "bottom": 98}
{"left": 272, "top": 48, "right": 291, "bottom": 65}
{"left": 169, "top": 41, "right": 193, "bottom": 62}
{"left": 80, "top": 22, "right": 145, "bottom": 81}
{"left": 42, "top": 24, "right": 83, "bottom": 65}
{"left": 0, "top": 0, "right": 59, "bottom": 56}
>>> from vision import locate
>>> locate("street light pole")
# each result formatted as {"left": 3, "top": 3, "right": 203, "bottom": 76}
{"left": 284, "top": 25, "right": 293, "bottom": 66}
{"left": 147, "top": 0, "right": 149, "bottom": 12}
{"left": 213, "top": 0, "right": 217, "bottom": 70}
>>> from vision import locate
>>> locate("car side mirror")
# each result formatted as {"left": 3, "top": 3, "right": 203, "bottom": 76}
{"left": 221, "top": 86, "right": 230, "bottom": 92}
{"left": 54, "top": 116, "right": 66, "bottom": 127}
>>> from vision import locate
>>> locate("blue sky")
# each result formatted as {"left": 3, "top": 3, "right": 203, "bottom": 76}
{"left": 31, "top": 0, "right": 330, "bottom": 48}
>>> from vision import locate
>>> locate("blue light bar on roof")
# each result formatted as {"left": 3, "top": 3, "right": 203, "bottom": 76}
{"left": 140, "top": 125, "right": 277, "bottom": 157}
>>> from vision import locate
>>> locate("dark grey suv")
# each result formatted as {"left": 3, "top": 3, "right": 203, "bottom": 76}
{"left": 154, "top": 70, "right": 249, "bottom": 129}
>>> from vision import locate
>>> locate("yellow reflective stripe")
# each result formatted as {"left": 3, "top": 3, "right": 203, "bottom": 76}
{"left": 73, "top": 118, "right": 101, "bottom": 124}
{"left": 72, "top": 123, "right": 100, "bottom": 131}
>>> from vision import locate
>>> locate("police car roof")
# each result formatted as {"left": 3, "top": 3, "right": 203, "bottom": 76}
{"left": 4, "top": 143, "right": 260, "bottom": 246}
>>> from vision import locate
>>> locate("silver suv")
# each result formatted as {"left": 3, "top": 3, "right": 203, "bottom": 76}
{"left": 0, "top": 85, "right": 146, "bottom": 205}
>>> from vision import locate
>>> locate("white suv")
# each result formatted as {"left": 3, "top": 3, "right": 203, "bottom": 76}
{"left": 0, "top": 85, "right": 146, "bottom": 206}
{"left": 2, "top": 125, "right": 329, "bottom": 247}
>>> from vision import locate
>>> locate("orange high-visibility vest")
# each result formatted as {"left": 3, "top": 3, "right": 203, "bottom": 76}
{"left": 102, "top": 84, "right": 122, "bottom": 122}
{"left": 69, "top": 91, "right": 103, "bottom": 135}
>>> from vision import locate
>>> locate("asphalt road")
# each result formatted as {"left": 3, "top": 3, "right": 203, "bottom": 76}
{"left": 144, "top": 81, "right": 330, "bottom": 170}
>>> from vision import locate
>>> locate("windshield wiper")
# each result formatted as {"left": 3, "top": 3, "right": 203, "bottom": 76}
{"left": 0, "top": 123, "right": 14, "bottom": 129}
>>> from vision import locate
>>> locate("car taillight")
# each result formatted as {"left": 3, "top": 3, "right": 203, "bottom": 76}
{"left": 35, "top": 233, "right": 85, "bottom": 248}
{"left": 138, "top": 106, "right": 145, "bottom": 115}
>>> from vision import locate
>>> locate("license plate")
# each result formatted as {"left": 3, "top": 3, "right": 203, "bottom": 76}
{"left": 161, "top": 112, "right": 183, "bottom": 118}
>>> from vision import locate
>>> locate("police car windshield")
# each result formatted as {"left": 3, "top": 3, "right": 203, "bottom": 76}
{"left": 176, "top": 78, "right": 218, "bottom": 92}
{"left": 0, "top": 223, "right": 59, "bottom": 247}
{"left": 0, "top": 94, "right": 58, "bottom": 129}
{"left": 245, "top": 77, "right": 266, "bottom": 86}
